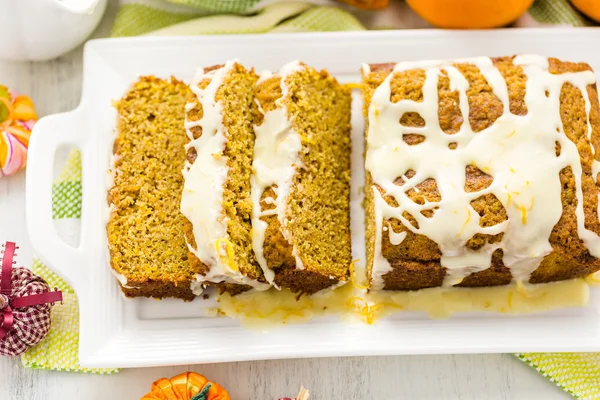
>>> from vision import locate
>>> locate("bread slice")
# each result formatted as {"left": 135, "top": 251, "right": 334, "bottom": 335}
{"left": 362, "top": 56, "right": 600, "bottom": 291}
{"left": 251, "top": 61, "right": 353, "bottom": 294}
{"left": 107, "top": 77, "right": 197, "bottom": 300}
{"left": 181, "top": 61, "right": 268, "bottom": 295}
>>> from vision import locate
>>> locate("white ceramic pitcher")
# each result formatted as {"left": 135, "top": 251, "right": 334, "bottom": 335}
{"left": 0, "top": 0, "right": 107, "bottom": 61}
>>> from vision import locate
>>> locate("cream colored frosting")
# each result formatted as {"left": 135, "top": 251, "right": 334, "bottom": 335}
{"left": 190, "top": 280, "right": 205, "bottom": 296}
{"left": 181, "top": 61, "right": 269, "bottom": 290}
{"left": 250, "top": 61, "right": 306, "bottom": 285}
{"left": 366, "top": 55, "right": 600, "bottom": 290}
{"left": 592, "top": 160, "right": 600, "bottom": 183}
{"left": 109, "top": 269, "right": 135, "bottom": 289}
{"left": 386, "top": 223, "right": 407, "bottom": 246}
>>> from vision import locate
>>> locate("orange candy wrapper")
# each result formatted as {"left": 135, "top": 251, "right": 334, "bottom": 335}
{"left": 0, "top": 85, "right": 37, "bottom": 177}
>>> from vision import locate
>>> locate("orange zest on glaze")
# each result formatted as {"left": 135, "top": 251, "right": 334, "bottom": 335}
{"left": 215, "top": 238, "right": 239, "bottom": 272}
{"left": 345, "top": 82, "right": 362, "bottom": 90}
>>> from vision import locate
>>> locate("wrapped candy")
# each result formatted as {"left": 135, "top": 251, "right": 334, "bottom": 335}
{"left": 0, "top": 242, "right": 62, "bottom": 356}
{"left": 0, "top": 86, "right": 37, "bottom": 177}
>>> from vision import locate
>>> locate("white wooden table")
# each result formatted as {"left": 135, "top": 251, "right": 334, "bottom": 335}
{"left": 0, "top": 2, "right": 571, "bottom": 398}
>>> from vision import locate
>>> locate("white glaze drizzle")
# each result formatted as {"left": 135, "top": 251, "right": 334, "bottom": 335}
{"left": 111, "top": 270, "right": 134, "bottom": 289}
{"left": 387, "top": 223, "right": 407, "bottom": 246}
{"left": 366, "top": 55, "right": 600, "bottom": 290}
{"left": 250, "top": 61, "right": 306, "bottom": 285}
{"left": 190, "top": 280, "right": 204, "bottom": 296}
{"left": 181, "top": 60, "right": 269, "bottom": 290}
{"left": 592, "top": 160, "right": 600, "bottom": 183}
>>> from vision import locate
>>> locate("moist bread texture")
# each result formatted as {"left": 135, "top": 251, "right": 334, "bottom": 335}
{"left": 253, "top": 64, "right": 353, "bottom": 294}
{"left": 183, "top": 63, "right": 264, "bottom": 295}
{"left": 107, "top": 76, "right": 196, "bottom": 300}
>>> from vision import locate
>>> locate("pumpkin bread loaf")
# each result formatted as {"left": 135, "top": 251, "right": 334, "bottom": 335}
{"left": 250, "top": 62, "right": 353, "bottom": 294}
{"left": 363, "top": 56, "right": 600, "bottom": 291}
{"left": 109, "top": 63, "right": 353, "bottom": 299}
{"left": 182, "top": 61, "right": 352, "bottom": 296}
{"left": 181, "top": 62, "right": 268, "bottom": 295}
{"left": 107, "top": 77, "right": 198, "bottom": 300}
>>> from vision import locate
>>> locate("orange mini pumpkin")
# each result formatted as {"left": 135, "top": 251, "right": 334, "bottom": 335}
{"left": 141, "top": 372, "right": 230, "bottom": 400}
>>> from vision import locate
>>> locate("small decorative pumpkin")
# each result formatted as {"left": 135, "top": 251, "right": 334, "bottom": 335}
{"left": 141, "top": 372, "right": 230, "bottom": 400}
{"left": 0, "top": 85, "right": 37, "bottom": 177}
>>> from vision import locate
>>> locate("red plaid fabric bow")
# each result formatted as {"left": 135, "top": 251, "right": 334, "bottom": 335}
{"left": 0, "top": 241, "right": 62, "bottom": 356}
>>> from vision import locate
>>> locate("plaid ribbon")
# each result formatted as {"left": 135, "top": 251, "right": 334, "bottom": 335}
{"left": 0, "top": 242, "right": 62, "bottom": 356}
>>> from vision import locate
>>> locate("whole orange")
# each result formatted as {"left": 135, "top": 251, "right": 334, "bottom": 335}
{"left": 406, "top": 0, "right": 535, "bottom": 29}
{"left": 571, "top": 0, "right": 600, "bottom": 23}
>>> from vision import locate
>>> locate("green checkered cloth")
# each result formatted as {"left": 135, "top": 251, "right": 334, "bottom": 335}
{"left": 517, "top": 354, "right": 600, "bottom": 399}
{"left": 22, "top": 0, "right": 600, "bottom": 398}
{"left": 527, "top": 0, "right": 593, "bottom": 26}
{"left": 111, "top": 1, "right": 365, "bottom": 37}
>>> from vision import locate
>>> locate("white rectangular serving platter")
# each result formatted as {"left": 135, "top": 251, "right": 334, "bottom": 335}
{"left": 26, "top": 28, "right": 600, "bottom": 368}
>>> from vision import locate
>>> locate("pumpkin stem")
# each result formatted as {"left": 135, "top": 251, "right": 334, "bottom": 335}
{"left": 191, "top": 383, "right": 211, "bottom": 400}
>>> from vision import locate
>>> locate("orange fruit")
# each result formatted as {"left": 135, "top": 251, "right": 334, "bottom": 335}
{"left": 406, "top": 0, "right": 535, "bottom": 29}
{"left": 570, "top": 0, "right": 600, "bottom": 23}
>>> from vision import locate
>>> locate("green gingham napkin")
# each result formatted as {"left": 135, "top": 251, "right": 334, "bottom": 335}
{"left": 520, "top": 0, "right": 592, "bottom": 27}
{"left": 110, "top": 1, "right": 365, "bottom": 37}
{"left": 21, "top": 0, "right": 600, "bottom": 398}
{"left": 516, "top": 354, "right": 600, "bottom": 399}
